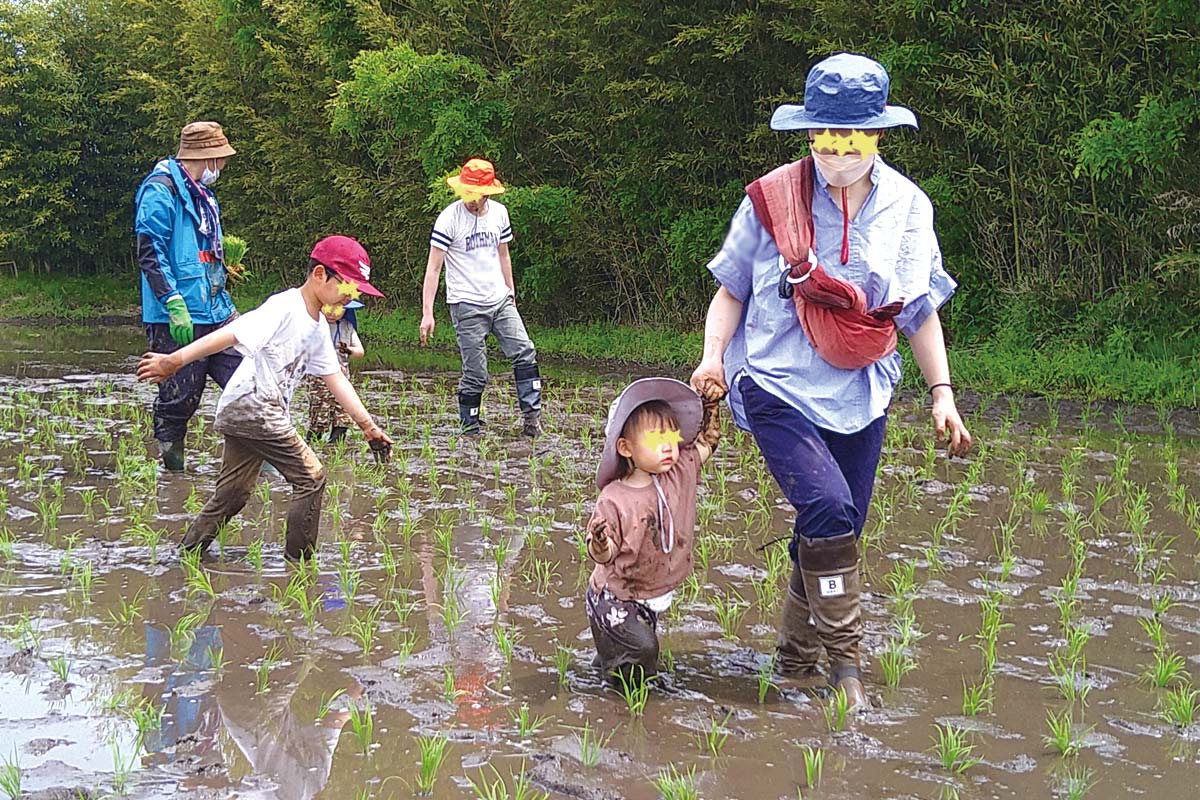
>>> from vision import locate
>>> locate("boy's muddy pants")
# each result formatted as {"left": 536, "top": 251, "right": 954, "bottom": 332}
{"left": 448, "top": 296, "right": 542, "bottom": 432}
{"left": 182, "top": 432, "right": 327, "bottom": 561}
{"left": 146, "top": 321, "right": 242, "bottom": 445}
{"left": 739, "top": 376, "right": 884, "bottom": 705}
{"left": 586, "top": 585, "right": 659, "bottom": 683}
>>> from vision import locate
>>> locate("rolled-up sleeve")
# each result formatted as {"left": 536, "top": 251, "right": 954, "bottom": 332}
{"left": 705, "top": 196, "right": 765, "bottom": 304}
{"left": 893, "top": 191, "right": 957, "bottom": 338}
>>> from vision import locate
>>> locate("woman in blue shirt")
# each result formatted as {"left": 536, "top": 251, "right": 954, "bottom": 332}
{"left": 691, "top": 53, "right": 972, "bottom": 709}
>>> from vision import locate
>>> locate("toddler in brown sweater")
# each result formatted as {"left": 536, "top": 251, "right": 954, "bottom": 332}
{"left": 585, "top": 377, "right": 722, "bottom": 683}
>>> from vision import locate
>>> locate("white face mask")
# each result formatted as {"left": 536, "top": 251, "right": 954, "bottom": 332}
{"left": 200, "top": 164, "right": 220, "bottom": 186}
{"left": 811, "top": 150, "right": 875, "bottom": 187}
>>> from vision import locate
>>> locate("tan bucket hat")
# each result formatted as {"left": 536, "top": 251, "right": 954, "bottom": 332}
{"left": 176, "top": 121, "right": 236, "bottom": 160}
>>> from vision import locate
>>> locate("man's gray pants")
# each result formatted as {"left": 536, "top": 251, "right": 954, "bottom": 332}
{"left": 448, "top": 296, "right": 542, "bottom": 431}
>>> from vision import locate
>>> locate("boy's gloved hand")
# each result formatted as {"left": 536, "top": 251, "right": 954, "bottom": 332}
{"left": 165, "top": 297, "right": 194, "bottom": 345}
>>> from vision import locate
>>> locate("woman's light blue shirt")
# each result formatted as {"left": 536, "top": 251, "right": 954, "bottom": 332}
{"left": 707, "top": 158, "right": 957, "bottom": 435}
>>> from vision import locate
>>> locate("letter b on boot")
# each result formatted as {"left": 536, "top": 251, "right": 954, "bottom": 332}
{"left": 817, "top": 574, "right": 845, "bottom": 598}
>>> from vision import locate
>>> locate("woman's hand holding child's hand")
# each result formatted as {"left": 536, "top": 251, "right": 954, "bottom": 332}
{"left": 690, "top": 359, "right": 728, "bottom": 403}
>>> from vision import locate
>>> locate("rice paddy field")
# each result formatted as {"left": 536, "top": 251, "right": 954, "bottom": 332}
{"left": 0, "top": 324, "right": 1198, "bottom": 800}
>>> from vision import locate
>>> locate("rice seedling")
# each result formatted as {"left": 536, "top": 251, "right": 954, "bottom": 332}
{"left": 415, "top": 733, "right": 450, "bottom": 795}
{"left": 170, "top": 611, "right": 206, "bottom": 653}
{"left": 206, "top": 645, "right": 226, "bottom": 675}
{"left": 316, "top": 688, "right": 346, "bottom": 721}
{"left": 1055, "top": 764, "right": 1096, "bottom": 800}
{"left": 182, "top": 552, "right": 216, "bottom": 599}
{"left": 0, "top": 527, "right": 13, "bottom": 562}
{"left": 509, "top": 702, "right": 550, "bottom": 738}
{"left": 710, "top": 589, "right": 749, "bottom": 640}
{"left": 443, "top": 666, "right": 466, "bottom": 702}
{"left": 129, "top": 523, "right": 165, "bottom": 564}
{"left": 931, "top": 723, "right": 980, "bottom": 774}
{"left": 0, "top": 749, "right": 21, "bottom": 800}
{"left": 110, "top": 737, "right": 137, "bottom": 794}
{"left": 441, "top": 589, "right": 468, "bottom": 635}
{"left": 571, "top": 720, "right": 612, "bottom": 768}
{"left": 552, "top": 644, "right": 573, "bottom": 687}
{"left": 247, "top": 537, "right": 264, "bottom": 572}
{"left": 1044, "top": 707, "right": 1091, "bottom": 756}
{"left": 107, "top": 588, "right": 144, "bottom": 626}
{"left": 801, "top": 745, "right": 823, "bottom": 789}
{"left": 71, "top": 561, "right": 96, "bottom": 603}
{"left": 879, "top": 640, "right": 917, "bottom": 688}
{"left": 348, "top": 604, "right": 382, "bottom": 659}
{"left": 347, "top": 698, "right": 375, "bottom": 755}
{"left": 523, "top": 557, "right": 559, "bottom": 595}
{"left": 1140, "top": 649, "right": 1187, "bottom": 688}
{"left": 695, "top": 711, "right": 732, "bottom": 757}
{"left": 255, "top": 644, "right": 283, "bottom": 694}
{"left": 467, "top": 761, "right": 549, "bottom": 800}
{"left": 35, "top": 495, "right": 61, "bottom": 530}
{"left": 822, "top": 687, "right": 851, "bottom": 733}
{"left": 650, "top": 764, "right": 699, "bottom": 800}
{"left": 961, "top": 678, "right": 993, "bottom": 716}
{"left": 1160, "top": 683, "right": 1200, "bottom": 728}
{"left": 495, "top": 623, "right": 521, "bottom": 665}
{"left": 615, "top": 667, "right": 652, "bottom": 717}
{"left": 49, "top": 654, "right": 71, "bottom": 683}
{"left": 127, "top": 697, "right": 164, "bottom": 742}
{"left": 1048, "top": 654, "right": 1091, "bottom": 706}
{"left": 757, "top": 655, "right": 778, "bottom": 703}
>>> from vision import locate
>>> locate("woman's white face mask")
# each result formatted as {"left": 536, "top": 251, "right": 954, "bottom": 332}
{"left": 810, "top": 149, "right": 875, "bottom": 187}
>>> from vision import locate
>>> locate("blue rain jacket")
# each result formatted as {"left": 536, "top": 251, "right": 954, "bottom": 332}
{"left": 134, "top": 158, "right": 235, "bottom": 325}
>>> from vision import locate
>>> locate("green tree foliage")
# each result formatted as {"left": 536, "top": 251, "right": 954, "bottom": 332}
{"left": 0, "top": 0, "right": 1196, "bottom": 346}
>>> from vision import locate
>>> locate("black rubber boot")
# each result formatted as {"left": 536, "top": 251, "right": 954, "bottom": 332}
{"left": 514, "top": 364, "right": 542, "bottom": 438}
{"left": 158, "top": 439, "right": 185, "bottom": 473}
{"left": 458, "top": 391, "right": 483, "bottom": 435}
{"left": 329, "top": 426, "right": 348, "bottom": 444}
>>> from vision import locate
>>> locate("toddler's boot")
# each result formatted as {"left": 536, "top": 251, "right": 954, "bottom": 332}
{"left": 797, "top": 531, "right": 868, "bottom": 709}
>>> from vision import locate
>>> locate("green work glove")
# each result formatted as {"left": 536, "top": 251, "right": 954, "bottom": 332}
{"left": 165, "top": 296, "right": 194, "bottom": 345}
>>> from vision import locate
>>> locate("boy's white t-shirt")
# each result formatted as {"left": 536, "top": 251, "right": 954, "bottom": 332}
{"left": 215, "top": 288, "right": 341, "bottom": 437}
{"left": 430, "top": 200, "right": 514, "bottom": 306}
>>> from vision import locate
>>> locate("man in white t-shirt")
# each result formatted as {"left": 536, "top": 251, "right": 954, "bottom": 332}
{"left": 419, "top": 159, "right": 542, "bottom": 437}
{"left": 137, "top": 235, "right": 393, "bottom": 562}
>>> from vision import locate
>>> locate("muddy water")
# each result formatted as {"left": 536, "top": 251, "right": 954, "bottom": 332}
{"left": 0, "top": 324, "right": 1197, "bottom": 800}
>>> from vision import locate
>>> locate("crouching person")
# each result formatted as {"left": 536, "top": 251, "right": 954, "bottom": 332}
{"left": 137, "top": 235, "right": 392, "bottom": 562}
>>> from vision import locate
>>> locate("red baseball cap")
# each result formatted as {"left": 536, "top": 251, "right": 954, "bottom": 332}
{"left": 309, "top": 235, "right": 384, "bottom": 297}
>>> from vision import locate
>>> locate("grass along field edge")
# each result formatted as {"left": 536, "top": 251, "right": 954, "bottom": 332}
{"left": 0, "top": 274, "right": 1195, "bottom": 409}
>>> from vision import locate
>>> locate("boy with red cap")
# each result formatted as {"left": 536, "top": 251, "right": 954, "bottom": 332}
{"left": 419, "top": 158, "right": 543, "bottom": 437}
{"left": 137, "top": 235, "right": 393, "bottom": 562}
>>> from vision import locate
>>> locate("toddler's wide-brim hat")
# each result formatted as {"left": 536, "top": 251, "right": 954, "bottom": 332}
{"left": 770, "top": 53, "right": 918, "bottom": 132}
{"left": 596, "top": 378, "right": 702, "bottom": 490}
{"left": 446, "top": 158, "right": 507, "bottom": 196}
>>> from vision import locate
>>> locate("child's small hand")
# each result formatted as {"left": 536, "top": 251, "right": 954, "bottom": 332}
{"left": 590, "top": 519, "right": 609, "bottom": 544}
{"left": 137, "top": 352, "right": 180, "bottom": 384}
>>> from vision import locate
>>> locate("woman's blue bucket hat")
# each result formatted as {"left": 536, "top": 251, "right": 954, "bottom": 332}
{"left": 770, "top": 53, "right": 918, "bottom": 131}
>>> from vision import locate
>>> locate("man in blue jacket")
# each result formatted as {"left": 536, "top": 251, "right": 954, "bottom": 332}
{"left": 135, "top": 121, "right": 242, "bottom": 472}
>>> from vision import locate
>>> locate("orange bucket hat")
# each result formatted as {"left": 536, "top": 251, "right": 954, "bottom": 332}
{"left": 446, "top": 158, "right": 506, "bottom": 197}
